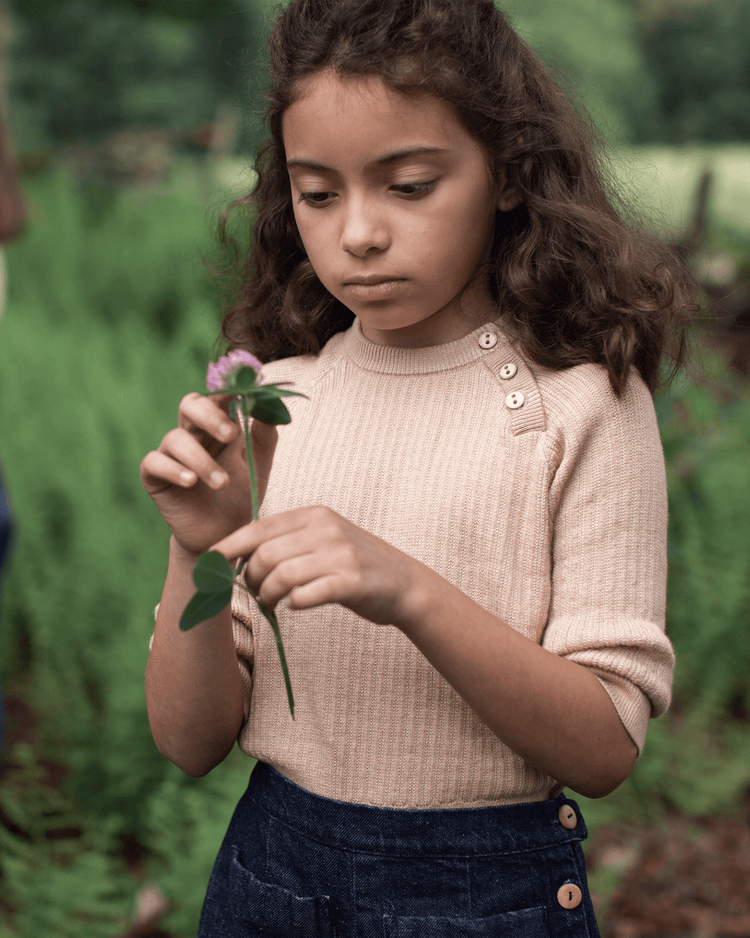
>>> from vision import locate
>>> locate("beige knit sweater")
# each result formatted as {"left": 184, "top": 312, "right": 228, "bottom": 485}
{"left": 223, "top": 318, "right": 673, "bottom": 808}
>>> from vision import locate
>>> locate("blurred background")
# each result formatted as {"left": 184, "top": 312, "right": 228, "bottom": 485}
{"left": 0, "top": 0, "right": 749, "bottom": 935}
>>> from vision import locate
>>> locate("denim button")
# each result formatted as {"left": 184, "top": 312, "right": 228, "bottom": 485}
{"left": 557, "top": 805, "right": 578, "bottom": 829}
{"left": 557, "top": 883, "right": 582, "bottom": 909}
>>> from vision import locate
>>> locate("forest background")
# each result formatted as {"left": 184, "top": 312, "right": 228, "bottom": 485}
{"left": 1, "top": 0, "right": 750, "bottom": 935}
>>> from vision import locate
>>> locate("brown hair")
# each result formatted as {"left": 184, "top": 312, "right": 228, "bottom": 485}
{"left": 217, "top": 0, "right": 696, "bottom": 394}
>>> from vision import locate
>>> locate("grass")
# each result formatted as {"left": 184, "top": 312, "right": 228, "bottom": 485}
{"left": 608, "top": 144, "right": 750, "bottom": 244}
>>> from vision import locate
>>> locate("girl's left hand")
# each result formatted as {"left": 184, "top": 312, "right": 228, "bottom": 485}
{"left": 210, "top": 506, "right": 423, "bottom": 627}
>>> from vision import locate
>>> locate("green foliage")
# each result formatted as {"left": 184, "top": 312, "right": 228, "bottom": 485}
{"left": 0, "top": 166, "right": 250, "bottom": 935}
{"left": 633, "top": 0, "right": 750, "bottom": 143}
{"left": 8, "top": 0, "right": 266, "bottom": 153}
{"left": 518, "top": 0, "right": 750, "bottom": 145}
{"left": 657, "top": 361, "right": 750, "bottom": 716}
{"left": 0, "top": 742, "right": 133, "bottom": 936}
{"left": 501, "top": 0, "right": 657, "bottom": 142}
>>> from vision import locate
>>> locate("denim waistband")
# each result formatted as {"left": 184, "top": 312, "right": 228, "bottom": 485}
{"left": 247, "top": 763, "right": 588, "bottom": 859}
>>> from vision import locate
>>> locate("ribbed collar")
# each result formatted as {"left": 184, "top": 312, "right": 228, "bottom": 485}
{"left": 342, "top": 317, "right": 506, "bottom": 375}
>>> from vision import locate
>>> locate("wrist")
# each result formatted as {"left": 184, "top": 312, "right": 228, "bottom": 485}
{"left": 169, "top": 535, "right": 203, "bottom": 568}
{"left": 393, "top": 560, "right": 444, "bottom": 637}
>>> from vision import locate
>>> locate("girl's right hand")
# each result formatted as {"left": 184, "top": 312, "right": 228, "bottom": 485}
{"left": 140, "top": 392, "right": 278, "bottom": 559}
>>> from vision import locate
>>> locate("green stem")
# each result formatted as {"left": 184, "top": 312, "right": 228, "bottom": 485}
{"left": 257, "top": 603, "right": 295, "bottom": 719}
{"left": 241, "top": 399, "right": 259, "bottom": 522}
{"left": 239, "top": 397, "right": 295, "bottom": 719}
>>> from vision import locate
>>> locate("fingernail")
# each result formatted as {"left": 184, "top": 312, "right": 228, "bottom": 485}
{"left": 180, "top": 470, "right": 195, "bottom": 484}
{"left": 211, "top": 470, "right": 227, "bottom": 488}
{"left": 220, "top": 423, "right": 233, "bottom": 437}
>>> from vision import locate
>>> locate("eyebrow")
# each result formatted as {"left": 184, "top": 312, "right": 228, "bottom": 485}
{"left": 286, "top": 146, "right": 447, "bottom": 173}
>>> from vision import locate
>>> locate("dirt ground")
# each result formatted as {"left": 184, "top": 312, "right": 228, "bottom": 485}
{"left": 586, "top": 805, "right": 750, "bottom": 938}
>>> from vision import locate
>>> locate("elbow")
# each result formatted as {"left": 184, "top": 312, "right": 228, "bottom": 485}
{"left": 574, "top": 775, "right": 624, "bottom": 800}
{"left": 179, "top": 760, "right": 219, "bottom": 779}
{"left": 570, "top": 737, "right": 638, "bottom": 800}
{"left": 160, "top": 744, "right": 231, "bottom": 778}
{"left": 152, "top": 735, "right": 236, "bottom": 778}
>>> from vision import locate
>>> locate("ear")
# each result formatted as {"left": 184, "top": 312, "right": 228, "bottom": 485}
{"left": 496, "top": 169, "right": 522, "bottom": 213}
{"left": 498, "top": 187, "right": 522, "bottom": 212}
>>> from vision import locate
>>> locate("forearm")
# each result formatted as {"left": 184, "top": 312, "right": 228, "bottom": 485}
{"left": 145, "top": 536, "right": 245, "bottom": 777}
{"left": 397, "top": 566, "right": 637, "bottom": 798}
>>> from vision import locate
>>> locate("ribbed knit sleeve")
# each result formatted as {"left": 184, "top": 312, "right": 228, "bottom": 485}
{"left": 539, "top": 364, "right": 674, "bottom": 753}
{"left": 231, "top": 589, "right": 255, "bottom": 724}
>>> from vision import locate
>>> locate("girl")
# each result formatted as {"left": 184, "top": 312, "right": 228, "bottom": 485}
{"left": 141, "top": 1, "right": 695, "bottom": 935}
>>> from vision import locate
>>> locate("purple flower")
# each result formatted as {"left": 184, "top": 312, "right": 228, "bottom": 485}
{"left": 206, "top": 350, "right": 263, "bottom": 391}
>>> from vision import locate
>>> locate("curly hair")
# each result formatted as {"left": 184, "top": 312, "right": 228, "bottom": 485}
{"left": 217, "top": 0, "right": 696, "bottom": 394}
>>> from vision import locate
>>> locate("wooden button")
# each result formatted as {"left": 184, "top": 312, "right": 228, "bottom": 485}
{"left": 558, "top": 804, "right": 578, "bottom": 829}
{"left": 557, "top": 883, "right": 582, "bottom": 909}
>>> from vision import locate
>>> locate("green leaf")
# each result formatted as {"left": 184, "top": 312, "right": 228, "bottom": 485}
{"left": 206, "top": 384, "right": 307, "bottom": 401}
{"left": 250, "top": 396, "right": 292, "bottom": 425}
{"left": 254, "top": 384, "right": 308, "bottom": 399}
{"left": 192, "top": 550, "right": 237, "bottom": 592}
{"left": 246, "top": 387, "right": 276, "bottom": 402}
{"left": 179, "top": 587, "right": 233, "bottom": 631}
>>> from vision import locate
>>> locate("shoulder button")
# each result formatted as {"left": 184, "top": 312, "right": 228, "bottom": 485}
{"left": 479, "top": 331, "right": 498, "bottom": 349}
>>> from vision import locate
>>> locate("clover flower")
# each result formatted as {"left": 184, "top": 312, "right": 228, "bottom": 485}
{"left": 206, "top": 350, "right": 263, "bottom": 392}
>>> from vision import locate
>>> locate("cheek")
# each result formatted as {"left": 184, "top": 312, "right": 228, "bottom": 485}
{"left": 293, "top": 212, "right": 324, "bottom": 262}
{"left": 294, "top": 216, "right": 339, "bottom": 287}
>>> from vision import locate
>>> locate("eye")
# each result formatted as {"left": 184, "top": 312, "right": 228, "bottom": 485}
{"left": 391, "top": 181, "right": 435, "bottom": 198}
{"left": 297, "top": 191, "right": 333, "bottom": 206}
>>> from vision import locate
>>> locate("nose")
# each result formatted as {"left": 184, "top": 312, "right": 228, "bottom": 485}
{"left": 340, "top": 194, "right": 390, "bottom": 257}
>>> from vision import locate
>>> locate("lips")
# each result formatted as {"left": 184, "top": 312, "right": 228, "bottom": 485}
{"left": 343, "top": 277, "right": 405, "bottom": 300}
{"left": 344, "top": 276, "right": 403, "bottom": 286}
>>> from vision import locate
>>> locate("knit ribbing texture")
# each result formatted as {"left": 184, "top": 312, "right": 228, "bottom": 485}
{"left": 226, "top": 318, "right": 673, "bottom": 808}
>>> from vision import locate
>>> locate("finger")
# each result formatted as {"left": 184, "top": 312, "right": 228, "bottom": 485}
{"left": 140, "top": 450, "right": 197, "bottom": 493}
{"left": 257, "top": 554, "right": 339, "bottom": 610}
{"left": 210, "top": 507, "right": 323, "bottom": 561}
{"left": 159, "top": 427, "right": 231, "bottom": 490}
{"left": 284, "top": 574, "right": 344, "bottom": 611}
{"left": 244, "top": 528, "right": 319, "bottom": 592}
{"left": 178, "top": 392, "right": 238, "bottom": 445}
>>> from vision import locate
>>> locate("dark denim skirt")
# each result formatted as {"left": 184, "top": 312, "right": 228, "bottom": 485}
{"left": 198, "top": 762, "right": 601, "bottom": 937}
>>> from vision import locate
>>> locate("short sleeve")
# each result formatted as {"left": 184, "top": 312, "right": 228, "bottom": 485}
{"left": 541, "top": 367, "right": 675, "bottom": 753}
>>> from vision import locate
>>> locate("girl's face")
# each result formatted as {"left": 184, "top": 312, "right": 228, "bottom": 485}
{"left": 283, "top": 71, "right": 518, "bottom": 348}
